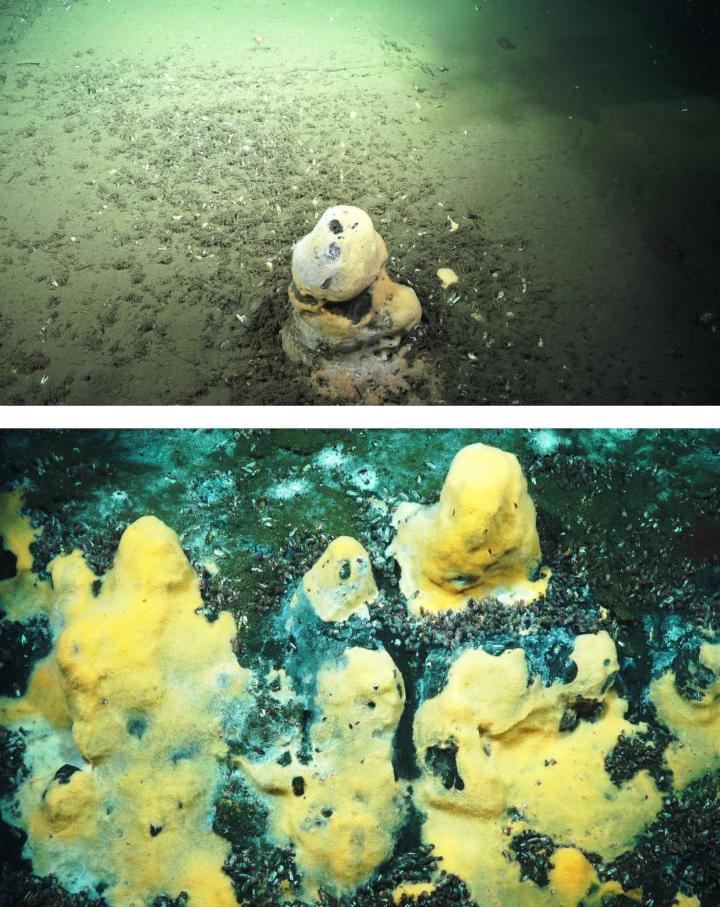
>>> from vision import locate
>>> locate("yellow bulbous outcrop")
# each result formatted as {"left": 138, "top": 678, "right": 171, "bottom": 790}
{"left": 651, "top": 639, "right": 720, "bottom": 787}
{"left": 281, "top": 205, "right": 423, "bottom": 403}
{"left": 388, "top": 443, "right": 550, "bottom": 613}
{"left": 413, "top": 632, "right": 661, "bottom": 907}
{"left": 0, "top": 515, "right": 250, "bottom": 907}
{"left": 240, "top": 647, "right": 405, "bottom": 899}
{"left": 283, "top": 205, "right": 421, "bottom": 366}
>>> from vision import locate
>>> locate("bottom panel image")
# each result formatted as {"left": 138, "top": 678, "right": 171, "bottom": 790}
{"left": 0, "top": 429, "right": 719, "bottom": 907}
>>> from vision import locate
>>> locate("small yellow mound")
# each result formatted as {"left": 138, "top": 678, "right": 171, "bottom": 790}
{"left": 548, "top": 848, "right": 598, "bottom": 907}
{"left": 297, "top": 536, "right": 378, "bottom": 622}
{"left": 672, "top": 895, "right": 701, "bottom": 907}
{"left": 437, "top": 267, "right": 458, "bottom": 289}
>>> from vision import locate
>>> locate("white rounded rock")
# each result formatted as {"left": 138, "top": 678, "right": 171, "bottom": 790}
{"left": 291, "top": 205, "right": 387, "bottom": 302}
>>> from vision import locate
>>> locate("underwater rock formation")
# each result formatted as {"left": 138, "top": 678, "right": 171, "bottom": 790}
{"left": 281, "top": 205, "right": 422, "bottom": 402}
{"left": 239, "top": 646, "right": 405, "bottom": 899}
{"left": 290, "top": 205, "right": 387, "bottom": 304}
{"left": 413, "top": 632, "right": 661, "bottom": 906}
{"left": 0, "top": 514, "right": 250, "bottom": 907}
{"left": 0, "top": 486, "right": 39, "bottom": 573}
{"left": 389, "top": 442, "right": 550, "bottom": 613}
{"left": 0, "top": 489, "right": 50, "bottom": 623}
{"left": 651, "top": 639, "right": 720, "bottom": 787}
{"left": 291, "top": 536, "right": 378, "bottom": 622}
{"left": 2, "top": 433, "right": 720, "bottom": 907}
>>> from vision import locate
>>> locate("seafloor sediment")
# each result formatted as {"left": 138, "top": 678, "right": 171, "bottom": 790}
{"left": 0, "top": 429, "right": 719, "bottom": 907}
{"left": 1, "top": 1, "right": 719, "bottom": 405}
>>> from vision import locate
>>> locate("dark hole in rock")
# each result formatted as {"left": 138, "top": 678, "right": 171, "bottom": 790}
{"left": 321, "top": 807, "right": 333, "bottom": 818}
{"left": 127, "top": 716, "right": 148, "bottom": 739}
{"left": 149, "top": 824, "right": 163, "bottom": 837}
{"left": 290, "top": 281, "right": 321, "bottom": 307}
{"left": 91, "top": 579, "right": 102, "bottom": 597}
{"left": 600, "top": 671, "right": 617, "bottom": 695}
{"left": 325, "top": 242, "right": 341, "bottom": 262}
{"left": 277, "top": 751, "right": 292, "bottom": 767}
{"left": 297, "top": 708, "right": 314, "bottom": 764}
{"left": 559, "top": 698, "right": 603, "bottom": 732}
{"left": 331, "top": 289, "right": 372, "bottom": 325}
{"left": 573, "top": 698, "right": 604, "bottom": 721}
{"left": 366, "top": 701, "right": 376, "bottom": 709}
{"left": 292, "top": 776, "right": 305, "bottom": 796}
{"left": 170, "top": 746, "right": 195, "bottom": 764}
{"left": 0, "top": 546, "right": 17, "bottom": 581}
{"left": 328, "top": 219, "right": 343, "bottom": 235}
{"left": 53, "top": 764, "right": 81, "bottom": 785}
{"left": 426, "top": 743, "right": 464, "bottom": 791}
{"left": 564, "top": 661, "right": 579, "bottom": 684}
{"left": 543, "top": 641, "right": 578, "bottom": 686}
{"left": 449, "top": 572, "right": 479, "bottom": 590}
{"left": 339, "top": 559, "right": 351, "bottom": 581}
{"left": 559, "top": 710, "right": 578, "bottom": 732}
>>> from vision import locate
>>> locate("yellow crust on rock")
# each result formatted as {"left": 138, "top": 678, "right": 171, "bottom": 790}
{"left": 651, "top": 640, "right": 720, "bottom": 788}
{"left": 413, "top": 632, "right": 662, "bottom": 907}
{"left": 292, "top": 206, "right": 387, "bottom": 303}
{"left": 287, "top": 264, "right": 421, "bottom": 355}
{"left": 1, "top": 515, "right": 250, "bottom": 907}
{"left": 240, "top": 647, "right": 405, "bottom": 898}
{"left": 296, "top": 536, "right": 378, "bottom": 622}
{"left": 388, "top": 443, "right": 549, "bottom": 613}
{"left": 0, "top": 489, "right": 50, "bottom": 624}
{"left": 0, "top": 487, "right": 41, "bottom": 572}
{"left": 548, "top": 848, "right": 598, "bottom": 907}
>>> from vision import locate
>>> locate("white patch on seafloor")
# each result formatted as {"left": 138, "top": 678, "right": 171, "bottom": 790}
{"left": 315, "top": 445, "right": 348, "bottom": 470}
{"left": 268, "top": 477, "right": 311, "bottom": 501}
{"left": 528, "top": 430, "right": 568, "bottom": 456}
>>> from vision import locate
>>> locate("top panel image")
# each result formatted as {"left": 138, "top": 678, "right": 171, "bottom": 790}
{"left": 0, "top": 0, "right": 718, "bottom": 406}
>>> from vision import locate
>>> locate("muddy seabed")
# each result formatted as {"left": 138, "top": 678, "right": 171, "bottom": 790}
{"left": 1, "top": 0, "right": 719, "bottom": 404}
